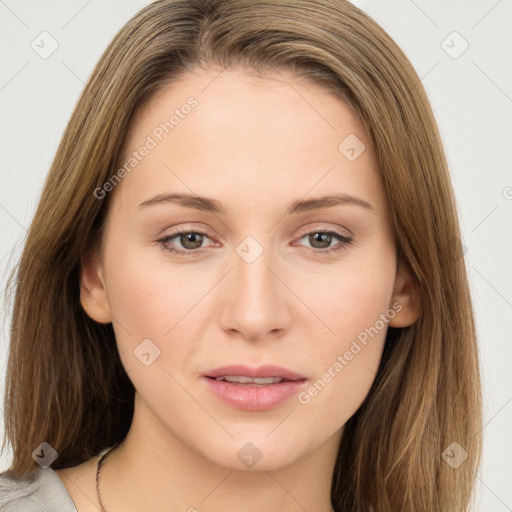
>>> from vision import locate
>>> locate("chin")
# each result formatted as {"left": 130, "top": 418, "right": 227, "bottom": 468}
{"left": 200, "top": 436, "right": 304, "bottom": 472}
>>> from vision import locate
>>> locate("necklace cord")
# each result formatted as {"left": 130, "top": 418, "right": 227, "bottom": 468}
{"left": 96, "top": 442, "right": 121, "bottom": 512}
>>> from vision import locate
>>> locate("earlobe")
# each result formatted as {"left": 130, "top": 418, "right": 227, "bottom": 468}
{"left": 388, "top": 262, "right": 422, "bottom": 328}
{"left": 79, "top": 250, "right": 112, "bottom": 324}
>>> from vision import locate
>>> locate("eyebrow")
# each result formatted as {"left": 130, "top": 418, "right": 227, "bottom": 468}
{"left": 138, "top": 192, "right": 375, "bottom": 215}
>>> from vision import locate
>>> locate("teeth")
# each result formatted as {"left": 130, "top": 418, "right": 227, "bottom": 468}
{"left": 215, "top": 376, "right": 283, "bottom": 384}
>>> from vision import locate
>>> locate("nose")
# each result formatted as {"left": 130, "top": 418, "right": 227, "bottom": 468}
{"left": 217, "top": 239, "right": 292, "bottom": 342}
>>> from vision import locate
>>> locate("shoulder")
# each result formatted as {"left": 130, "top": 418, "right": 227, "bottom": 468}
{"left": 0, "top": 467, "right": 77, "bottom": 512}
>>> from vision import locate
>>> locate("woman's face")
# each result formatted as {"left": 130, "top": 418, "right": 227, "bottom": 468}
{"left": 82, "top": 66, "right": 418, "bottom": 471}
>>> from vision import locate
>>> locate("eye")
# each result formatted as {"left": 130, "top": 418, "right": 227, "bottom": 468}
{"left": 157, "top": 227, "right": 353, "bottom": 258}
{"left": 293, "top": 228, "right": 353, "bottom": 255}
{"left": 157, "top": 228, "right": 213, "bottom": 257}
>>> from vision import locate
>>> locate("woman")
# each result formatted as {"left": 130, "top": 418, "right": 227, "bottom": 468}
{"left": 0, "top": 0, "right": 482, "bottom": 511}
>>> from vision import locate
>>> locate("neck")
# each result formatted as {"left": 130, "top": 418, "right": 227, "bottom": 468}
{"left": 100, "top": 392, "right": 340, "bottom": 512}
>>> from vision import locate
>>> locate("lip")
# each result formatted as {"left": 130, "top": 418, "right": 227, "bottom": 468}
{"left": 204, "top": 364, "right": 307, "bottom": 381}
{"left": 202, "top": 364, "right": 307, "bottom": 411}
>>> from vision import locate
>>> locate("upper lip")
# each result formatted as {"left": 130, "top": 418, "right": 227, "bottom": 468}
{"left": 204, "top": 364, "right": 307, "bottom": 381}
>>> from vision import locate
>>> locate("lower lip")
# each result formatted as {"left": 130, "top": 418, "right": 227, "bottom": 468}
{"left": 203, "top": 377, "right": 307, "bottom": 411}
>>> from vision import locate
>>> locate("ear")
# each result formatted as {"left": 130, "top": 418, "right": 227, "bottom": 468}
{"left": 388, "top": 261, "right": 421, "bottom": 327}
{"left": 79, "top": 249, "right": 112, "bottom": 324}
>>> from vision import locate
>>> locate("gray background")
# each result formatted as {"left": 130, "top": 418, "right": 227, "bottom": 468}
{"left": 1, "top": 1, "right": 511, "bottom": 510}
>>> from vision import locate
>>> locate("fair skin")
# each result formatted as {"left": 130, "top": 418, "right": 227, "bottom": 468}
{"left": 56, "top": 66, "right": 420, "bottom": 512}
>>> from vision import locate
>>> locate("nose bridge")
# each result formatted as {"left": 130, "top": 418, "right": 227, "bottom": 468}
{"left": 238, "top": 240, "right": 271, "bottom": 286}
{"left": 218, "top": 234, "right": 290, "bottom": 338}
{"left": 234, "top": 234, "right": 280, "bottom": 305}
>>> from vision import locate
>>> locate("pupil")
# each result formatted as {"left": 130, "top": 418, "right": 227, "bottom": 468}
{"left": 310, "top": 232, "right": 331, "bottom": 249}
{"left": 182, "top": 233, "right": 203, "bottom": 249}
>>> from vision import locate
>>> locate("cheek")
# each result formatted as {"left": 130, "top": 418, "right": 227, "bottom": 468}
{"left": 103, "top": 249, "right": 197, "bottom": 402}
{"left": 301, "top": 256, "right": 396, "bottom": 343}
{"left": 104, "top": 246, "right": 203, "bottom": 338}
{"left": 296, "top": 294, "right": 390, "bottom": 430}
{"left": 295, "top": 257, "right": 396, "bottom": 417}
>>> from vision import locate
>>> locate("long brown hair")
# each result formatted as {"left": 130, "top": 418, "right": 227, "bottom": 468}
{"left": 2, "top": 1, "right": 482, "bottom": 510}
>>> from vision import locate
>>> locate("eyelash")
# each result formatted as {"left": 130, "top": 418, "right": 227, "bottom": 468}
{"left": 157, "top": 227, "right": 353, "bottom": 258}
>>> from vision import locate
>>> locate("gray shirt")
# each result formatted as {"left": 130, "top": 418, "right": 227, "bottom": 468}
{"left": 0, "top": 467, "right": 77, "bottom": 511}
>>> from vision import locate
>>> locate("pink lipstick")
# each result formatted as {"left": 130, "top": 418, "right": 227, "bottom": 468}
{"left": 203, "top": 364, "right": 307, "bottom": 411}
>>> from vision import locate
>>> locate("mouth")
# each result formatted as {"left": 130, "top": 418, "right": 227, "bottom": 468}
{"left": 203, "top": 363, "right": 307, "bottom": 381}
{"left": 206, "top": 375, "right": 300, "bottom": 386}
{"left": 202, "top": 364, "right": 307, "bottom": 410}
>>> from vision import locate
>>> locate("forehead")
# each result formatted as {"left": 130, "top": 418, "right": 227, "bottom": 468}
{"left": 122, "top": 65, "right": 373, "bottom": 158}
{"left": 110, "top": 66, "right": 384, "bottom": 215}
